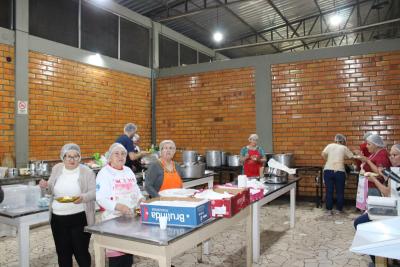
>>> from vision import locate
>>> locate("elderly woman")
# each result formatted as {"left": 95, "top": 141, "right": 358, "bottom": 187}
{"left": 354, "top": 144, "right": 400, "bottom": 265}
{"left": 96, "top": 143, "right": 144, "bottom": 267}
{"left": 240, "top": 134, "right": 266, "bottom": 177}
{"left": 39, "top": 143, "right": 95, "bottom": 267}
{"left": 321, "top": 134, "right": 354, "bottom": 215}
{"left": 145, "top": 140, "right": 184, "bottom": 198}
{"left": 358, "top": 134, "right": 391, "bottom": 197}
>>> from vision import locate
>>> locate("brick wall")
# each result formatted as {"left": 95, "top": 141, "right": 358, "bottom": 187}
{"left": 271, "top": 51, "right": 400, "bottom": 198}
{"left": 0, "top": 44, "right": 15, "bottom": 162}
{"left": 28, "top": 51, "right": 151, "bottom": 160}
{"left": 156, "top": 67, "right": 256, "bottom": 158}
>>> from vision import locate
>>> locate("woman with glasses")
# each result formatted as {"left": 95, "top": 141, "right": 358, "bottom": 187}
{"left": 96, "top": 143, "right": 144, "bottom": 267}
{"left": 145, "top": 140, "right": 184, "bottom": 198}
{"left": 39, "top": 143, "right": 96, "bottom": 267}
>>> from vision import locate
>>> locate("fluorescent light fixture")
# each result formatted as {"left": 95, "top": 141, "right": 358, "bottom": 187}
{"left": 213, "top": 31, "right": 223, "bottom": 42}
{"left": 329, "top": 13, "right": 342, "bottom": 26}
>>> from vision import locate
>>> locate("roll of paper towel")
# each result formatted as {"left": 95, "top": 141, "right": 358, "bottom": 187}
{"left": 367, "top": 196, "right": 397, "bottom": 207}
{"left": 238, "top": 175, "right": 247, "bottom": 188}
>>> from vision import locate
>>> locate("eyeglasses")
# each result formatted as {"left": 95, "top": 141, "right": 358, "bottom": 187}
{"left": 390, "top": 153, "right": 400, "bottom": 158}
{"left": 64, "top": 155, "right": 80, "bottom": 161}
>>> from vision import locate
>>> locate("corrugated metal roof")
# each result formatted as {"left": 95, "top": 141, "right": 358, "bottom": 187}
{"left": 113, "top": 0, "right": 400, "bottom": 58}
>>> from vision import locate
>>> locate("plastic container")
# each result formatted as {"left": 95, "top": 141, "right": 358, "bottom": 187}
{"left": 1, "top": 185, "right": 28, "bottom": 209}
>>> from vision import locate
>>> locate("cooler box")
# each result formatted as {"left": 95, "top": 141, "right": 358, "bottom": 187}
{"left": 140, "top": 197, "right": 211, "bottom": 228}
{"left": 211, "top": 187, "right": 250, "bottom": 218}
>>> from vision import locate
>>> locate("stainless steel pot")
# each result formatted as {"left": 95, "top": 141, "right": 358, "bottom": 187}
{"left": 272, "top": 153, "right": 294, "bottom": 168}
{"left": 182, "top": 150, "right": 198, "bottom": 164}
{"left": 206, "top": 150, "right": 221, "bottom": 167}
{"left": 228, "top": 155, "right": 241, "bottom": 167}
{"left": 180, "top": 162, "right": 205, "bottom": 178}
{"left": 264, "top": 167, "right": 288, "bottom": 183}
{"left": 265, "top": 174, "right": 288, "bottom": 184}
{"left": 265, "top": 167, "right": 287, "bottom": 176}
{"left": 220, "top": 151, "right": 228, "bottom": 166}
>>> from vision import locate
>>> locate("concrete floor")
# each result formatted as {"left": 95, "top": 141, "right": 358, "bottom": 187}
{"left": 0, "top": 200, "right": 372, "bottom": 267}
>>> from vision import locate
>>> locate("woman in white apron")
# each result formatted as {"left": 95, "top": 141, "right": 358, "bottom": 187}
{"left": 96, "top": 143, "right": 144, "bottom": 267}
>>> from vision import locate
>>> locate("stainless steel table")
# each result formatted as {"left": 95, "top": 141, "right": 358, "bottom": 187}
{"left": 252, "top": 177, "right": 300, "bottom": 262}
{"left": 86, "top": 205, "right": 253, "bottom": 267}
{"left": 0, "top": 206, "right": 49, "bottom": 267}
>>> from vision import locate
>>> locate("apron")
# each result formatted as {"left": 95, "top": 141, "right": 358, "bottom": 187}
{"left": 159, "top": 161, "right": 183, "bottom": 191}
{"left": 103, "top": 176, "right": 141, "bottom": 258}
{"left": 356, "top": 172, "right": 368, "bottom": 210}
{"left": 243, "top": 149, "right": 262, "bottom": 177}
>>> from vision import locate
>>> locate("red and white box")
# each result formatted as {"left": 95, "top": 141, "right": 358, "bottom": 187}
{"left": 218, "top": 184, "right": 264, "bottom": 203}
{"left": 210, "top": 187, "right": 250, "bottom": 218}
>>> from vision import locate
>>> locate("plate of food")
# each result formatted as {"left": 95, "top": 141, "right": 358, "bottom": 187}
{"left": 55, "top": 196, "right": 79, "bottom": 203}
{"left": 159, "top": 188, "right": 198, "bottom": 198}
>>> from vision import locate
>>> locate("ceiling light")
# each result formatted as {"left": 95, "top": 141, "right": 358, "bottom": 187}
{"left": 329, "top": 14, "right": 342, "bottom": 26}
{"left": 213, "top": 31, "right": 223, "bottom": 42}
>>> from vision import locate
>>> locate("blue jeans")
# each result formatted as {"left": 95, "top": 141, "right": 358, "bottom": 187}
{"left": 323, "top": 170, "right": 346, "bottom": 211}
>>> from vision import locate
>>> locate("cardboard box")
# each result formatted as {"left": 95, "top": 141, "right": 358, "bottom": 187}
{"left": 140, "top": 197, "right": 211, "bottom": 228}
{"left": 248, "top": 188, "right": 265, "bottom": 202}
{"left": 210, "top": 187, "right": 250, "bottom": 218}
{"left": 216, "top": 184, "right": 264, "bottom": 203}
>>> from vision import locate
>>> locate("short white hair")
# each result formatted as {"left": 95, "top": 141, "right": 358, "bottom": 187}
{"left": 248, "top": 134, "right": 259, "bottom": 142}
{"left": 159, "top": 140, "right": 176, "bottom": 151}
{"left": 105, "top": 143, "right": 127, "bottom": 163}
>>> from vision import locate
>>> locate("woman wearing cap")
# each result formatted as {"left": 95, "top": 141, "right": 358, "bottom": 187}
{"left": 358, "top": 134, "right": 391, "bottom": 197}
{"left": 240, "top": 134, "right": 266, "bottom": 177}
{"left": 96, "top": 143, "right": 144, "bottom": 267}
{"left": 321, "top": 134, "right": 354, "bottom": 215}
{"left": 145, "top": 140, "right": 184, "bottom": 198}
{"left": 353, "top": 143, "right": 400, "bottom": 265}
{"left": 39, "top": 143, "right": 96, "bottom": 267}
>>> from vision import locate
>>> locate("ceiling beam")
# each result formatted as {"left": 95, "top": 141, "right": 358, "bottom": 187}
{"left": 154, "top": 0, "right": 255, "bottom": 22}
{"left": 214, "top": 17, "right": 400, "bottom": 51}
{"left": 265, "top": 0, "right": 310, "bottom": 49}
{"left": 229, "top": 0, "right": 373, "bottom": 44}
{"left": 213, "top": 0, "right": 281, "bottom": 52}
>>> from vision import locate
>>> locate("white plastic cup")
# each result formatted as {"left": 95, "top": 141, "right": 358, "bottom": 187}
{"left": 159, "top": 216, "right": 168, "bottom": 230}
{"left": 238, "top": 175, "right": 248, "bottom": 188}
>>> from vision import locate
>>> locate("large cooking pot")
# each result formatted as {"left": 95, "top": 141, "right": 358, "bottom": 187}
{"left": 182, "top": 150, "right": 198, "bottom": 164}
{"left": 264, "top": 167, "right": 288, "bottom": 183}
{"left": 206, "top": 150, "right": 221, "bottom": 167}
{"left": 228, "top": 155, "right": 241, "bottom": 167}
{"left": 220, "top": 151, "right": 228, "bottom": 166}
{"left": 272, "top": 153, "right": 294, "bottom": 168}
{"left": 180, "top": 162, "right": 205, "bottom": 178}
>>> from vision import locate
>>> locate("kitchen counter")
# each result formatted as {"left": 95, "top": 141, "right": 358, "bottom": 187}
{"left": 0, "top": 175, "right": 49, "bottom": 186}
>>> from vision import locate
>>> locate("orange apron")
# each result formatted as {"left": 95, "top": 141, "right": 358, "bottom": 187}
{"left": 159, "top": 160, "right": 183, "bottom": 191}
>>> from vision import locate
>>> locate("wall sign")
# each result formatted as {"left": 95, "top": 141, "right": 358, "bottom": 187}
{"left": 17, "top": 100, "right": 28, "bottom": 115}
